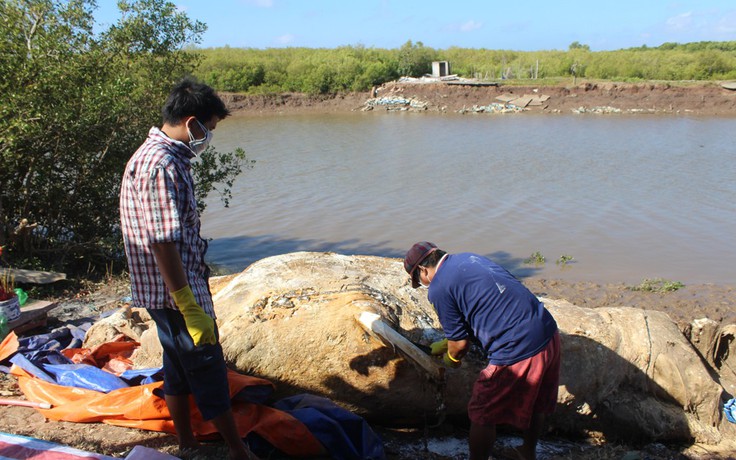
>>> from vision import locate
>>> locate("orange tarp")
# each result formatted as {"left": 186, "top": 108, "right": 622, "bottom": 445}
{"left": 0, "top": 332, "right": 325, "bottom": 457}
{"left": 62, "top": 338, "right": 138, "bottom": 374}
{"left": 0, "top": 332, "right": 19, "bottom": 363}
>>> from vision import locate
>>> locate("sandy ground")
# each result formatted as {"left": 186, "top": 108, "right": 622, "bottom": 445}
{"left": 1, "top": 81, "right": 735, "bottom": 458}
{"left": 1, "top": 275, "right": 734, "bottom": 459}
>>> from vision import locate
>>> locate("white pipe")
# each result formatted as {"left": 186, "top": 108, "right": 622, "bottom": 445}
{"left": 0, "top": 398, "right": 52, "bottom": 409}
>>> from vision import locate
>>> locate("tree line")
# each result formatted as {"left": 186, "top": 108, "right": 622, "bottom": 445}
{"left": 193, "top": 40, "right": 736, "bottom": 95}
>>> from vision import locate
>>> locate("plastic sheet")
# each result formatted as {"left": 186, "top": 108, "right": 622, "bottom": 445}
{"left": 0, "top": 326, "right": 388, "bottom": 458}
{"left": 43, "top": 363, "right": 129, "bottom": 393}
{"left": 0, "top": 431, "right": 118, "bottom": 460}
{"left": 0, "top": 332, "right": 325, "bottom": 457}
{"left": 274, "top": 394, "right": 386, "bottom": 460}
{"left": 725, "top": 398, "right": 736, "bottom": 424}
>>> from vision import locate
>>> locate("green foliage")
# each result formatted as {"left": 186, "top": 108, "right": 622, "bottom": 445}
{"left": 524, "top": 251, "right": 546, "bottom": 265}
{"left": 192, "top": 147, "right": 254, "bottom": 214}
{"left": 629, "top": 278, "right": 685, "bottom": 293}
{"left": 397, "top": 40, "right": 437, "bottom": 77}
{"left": 569, "top": 41, "right": 591, "bottom": 51}
{"left": 189, "top": 40, "right": 736, "bottom": 94}
{"left": 556, "top": 255, "right": 574, "bottom": 266}
{"left": 194, "top": 45, "right": 399, "bottom": 94}
{"left": 0, "top": 0, "right": 249, "bottom": 276}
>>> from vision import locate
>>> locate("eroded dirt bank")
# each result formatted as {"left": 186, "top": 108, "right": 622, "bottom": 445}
{"left": 222, "top": 80, "right": 736, "bottom": 116}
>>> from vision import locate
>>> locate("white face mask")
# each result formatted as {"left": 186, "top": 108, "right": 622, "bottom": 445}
{"left": 187, "top": 119, "right": 212, "bottom": 155}
{"left": 418, "top": 267, "right": 430, "bottom": 288}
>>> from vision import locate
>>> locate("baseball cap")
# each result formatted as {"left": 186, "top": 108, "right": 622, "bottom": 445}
{"left": 404, "top": 241, "right": 438, "bottom": 288}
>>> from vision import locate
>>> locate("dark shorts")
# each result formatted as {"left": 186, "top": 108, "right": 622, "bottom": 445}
{"left": 148, "top": 308, "right": 231, "bottom": 421}
{"left": 467, "top": 331, "right": 561, "bottom": 430}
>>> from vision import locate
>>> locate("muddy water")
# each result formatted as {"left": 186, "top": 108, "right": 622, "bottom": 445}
{"left": 201, "top": 112, "right": 736, "bottom": 285}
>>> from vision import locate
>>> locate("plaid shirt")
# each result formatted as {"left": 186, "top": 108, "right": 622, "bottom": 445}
{"left": 119, "top": 127, "right": 215, "bottom": 317}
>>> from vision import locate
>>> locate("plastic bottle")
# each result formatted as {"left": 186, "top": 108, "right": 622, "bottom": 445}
{"left": 14, "top": 288, "right": 27, "bottom": 306}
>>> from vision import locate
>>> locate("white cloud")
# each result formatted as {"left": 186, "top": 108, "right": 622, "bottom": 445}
{"left": 443, "top": 20, "right": 483, "bottom": 34}
{"left": 244, "top": 0, "right": 274, "bottom": 7}
{"left": 662, "top": 8, "right": 736, "bottom": 40}
{"left": 275, "top": 34, "right": 295, "bottom": 45}
{"left": 665, "top": 12, "right": 693, "bottom": 31}
{"left": 459, "top": 20, "right": 482, "bottom": 32}
{"left": 715, "top": 10, "right": 736, "bottom": 35}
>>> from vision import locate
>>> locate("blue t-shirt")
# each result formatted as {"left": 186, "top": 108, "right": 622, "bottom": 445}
{"left": 428, "top": 253, "right": 557, "bottom": 365}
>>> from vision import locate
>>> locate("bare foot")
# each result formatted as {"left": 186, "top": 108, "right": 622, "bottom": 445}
{"left": 177, "top": 435, "right": 200, "bottom": 450}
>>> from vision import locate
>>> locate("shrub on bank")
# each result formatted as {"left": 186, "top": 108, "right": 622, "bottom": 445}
{"left": 192, "top": 41, "right": 736, "bottom": 95}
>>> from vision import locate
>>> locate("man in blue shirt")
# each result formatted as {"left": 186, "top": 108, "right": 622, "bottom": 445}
{"left": 404, "top": 242, "right": 560, "bottom": 460}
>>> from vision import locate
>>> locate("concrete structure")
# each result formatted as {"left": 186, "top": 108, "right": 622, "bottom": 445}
{"left": 432, "top": 61, "right": 451, "bottom": 77}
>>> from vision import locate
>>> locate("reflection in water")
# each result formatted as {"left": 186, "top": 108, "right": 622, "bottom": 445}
{"left": 202, "top": 113, "right": 736, "bottom": 284}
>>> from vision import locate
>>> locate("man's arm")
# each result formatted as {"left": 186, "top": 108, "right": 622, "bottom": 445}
{"left": 448, "top": 339, "right": 470, "bottom": 361}
{"left": 151, "top": 242, "right": 188, "bottom": 292}
{"left": 151, "top": 242, "right": 216, "bottom": 346}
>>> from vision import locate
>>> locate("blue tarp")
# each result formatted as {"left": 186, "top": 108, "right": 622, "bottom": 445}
{"left": 43, "top": 363, "right": 129, "bottom": 393}
{"left": 273, "top": 394, "right": 386, "bottom": 460}
{"left": 2, "top": 312, "right": 388, "bottom": 459}
{"left": 725, "top": 398, "right": 736, "bottom": 424}
{"left": 119, "top": 368, "right": 164, "bottom": 386}
{"left": 8, "top": 322, "right": 136, "bottom": 393}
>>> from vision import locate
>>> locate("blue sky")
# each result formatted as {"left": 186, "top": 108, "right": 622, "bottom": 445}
{"left": 94, "top": 0, "right": 736, "bottom": 51}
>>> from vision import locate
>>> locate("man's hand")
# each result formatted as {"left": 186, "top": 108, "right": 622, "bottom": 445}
{"left": 443, "top": 351, "right": 462, "bottom": 368}
{"left": 430, "top": 338, "right": 449, "bottom": 355}
{"left": 171, "top": 285, "right": 216, "bottom": 346}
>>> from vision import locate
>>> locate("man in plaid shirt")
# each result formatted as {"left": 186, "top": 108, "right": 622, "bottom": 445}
{"left": 120, "top": 79, "right": 258, "bottom": 460}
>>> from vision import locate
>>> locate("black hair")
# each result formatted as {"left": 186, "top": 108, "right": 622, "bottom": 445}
{"left": 419, "top": 249, "right": 447, "bottom": 268}
{"left": 412, "top": 249, "right": 446, "bottom": 287}
{"left": 161, "top": 78, "right": 230, "bottom": 125}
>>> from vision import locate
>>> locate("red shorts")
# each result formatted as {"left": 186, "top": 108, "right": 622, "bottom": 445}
{"left": 467, "top": 331, "right": 560, "bottom": 429}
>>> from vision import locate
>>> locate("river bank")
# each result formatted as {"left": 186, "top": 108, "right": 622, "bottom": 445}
{"left": 221, "top": 80, "right": 736, "bottom": 117}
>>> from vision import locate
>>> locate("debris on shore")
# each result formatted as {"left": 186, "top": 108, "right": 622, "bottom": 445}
{"left": 458, "top": 102, "right": 525, "bottom": 114}
{"left": 362, "top": 95, "right": 429, "bottom": 111}
{"left": 572, "top": 106, "right": 623, "bottom": 114}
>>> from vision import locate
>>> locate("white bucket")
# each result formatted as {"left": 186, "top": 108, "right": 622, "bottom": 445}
{"left": 0, "top": 296, "right": 20, "bottom": 321}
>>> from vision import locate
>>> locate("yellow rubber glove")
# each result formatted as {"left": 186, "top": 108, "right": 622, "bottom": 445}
{"left": 443, "top": 350, "right": 462, "bottom": 369}
{"left": 171, "top": 285, "right": 216, "bottom": 346}
{"left": 430, "top": 338, "right": 449, "bottom": 355}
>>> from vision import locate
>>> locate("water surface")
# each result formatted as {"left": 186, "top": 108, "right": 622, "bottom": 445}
{"left": 202, "top": 112, "right": 735, "bottom": 285}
